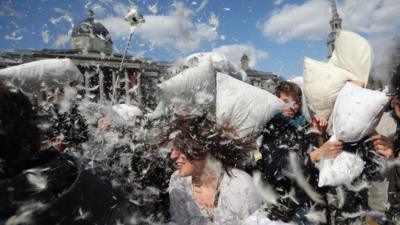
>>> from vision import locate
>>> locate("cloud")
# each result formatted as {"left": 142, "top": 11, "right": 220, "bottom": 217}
{"left": 51, "top": 8, "right": 74, "bottom": 28}
{"left": 213, "top": 44, "right": 268, "bottom": 68}
{"left": 41, "top": 30, "right": 50, "bottom": 44}
{"left": 90, "top": 3, "right": 107, "bottom": 17}
{"left": 100, "top": 2, "right": 217, "bottom": 53}
{"left": 0, "top": 3, "right": 23, "bottom": 18}
{"left": 54, "top": 34, "right": 69, "bottom": 48}
{"left": 113, "top": 3, "right": 132, "bottom": 17}
{"left": 261, "top": 0, "right": 330, "bottom": 43}
{"left": 99, "top": 16, "right": 130, "bottom": 38}
{"left": 4, "top": 30, "right": 23, "bottom": 41}
{"left": 343, "top": 0, "right": 400, "bottom": 36}
{"left": 261, "top": 0, "right": 400, "bottom": 43}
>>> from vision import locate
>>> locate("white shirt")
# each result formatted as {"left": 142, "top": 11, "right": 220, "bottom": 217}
{"left": 169, "top": 168, "right": 262, "bottom": 225}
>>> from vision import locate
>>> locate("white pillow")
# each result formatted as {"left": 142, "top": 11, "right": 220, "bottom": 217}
{"left": 317, "top": 83, "right": 389, "bottom": 187}
{"left": 303, "top": 57, "right": 358, "bottom": 120}
{"left": 185, "top": 52, "right": 247, "bottom": 81}
{"left": 317, "top": 148, "right": 365, "bottom": 187}
{"left": 0, "top": 58, "right": 83, "bottom": 92}
{"left": 216, "top": 72, "right": 283, "bottom": 138}
{"left": 329, "top": 30, "right": 373, "bottom": 85}
{"left": 159, "top": 59, "right": 215, "bottom": 115}
{"left": 332, "top": 82, "right": 390, "bottom": 142}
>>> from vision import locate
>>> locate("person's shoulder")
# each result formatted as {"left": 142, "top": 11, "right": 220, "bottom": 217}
{"left": 227, "top": 169, "right": 254, "bottom": 186}
{"left": 262, "top": 116, "right": 281, "bottom": 137}
{"left": 170, "top": 170, "right": 180, "bottom": 182}
{"left": 265, "top": 115, "right": 280, "bottom": 127}
{"left": 169, "top": 170, "right": 189, "bottom": 190}
{"left": 224, "top": 169, "right": 261, "bottom": 205}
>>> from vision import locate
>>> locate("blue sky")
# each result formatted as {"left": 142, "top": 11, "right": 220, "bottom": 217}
{"left": 0, "top": 0, "right": 399, "bottom": 79}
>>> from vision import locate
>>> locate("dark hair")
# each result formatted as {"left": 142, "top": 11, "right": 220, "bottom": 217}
{"left": 166, "top": 115, "right": 252, "bottom": 174}
{"left": 275, "top": 81, "right": 302, "bottom": 107}
{"left": 0, "top": 84, "right": 40, "bottom": 164}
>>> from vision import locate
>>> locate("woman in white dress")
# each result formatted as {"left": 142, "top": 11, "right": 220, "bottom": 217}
{"left": 167, "top": 116, "right": 262, "bottom": 225}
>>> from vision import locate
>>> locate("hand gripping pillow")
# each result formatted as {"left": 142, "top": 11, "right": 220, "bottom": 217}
{"left": 317, "top": 83, "right": 390, "bottom": 187}
{"left": 0, "top": 58, "right": 83, "bottom": 93}
{"left": 317, "top": 144, "right": 365, "bottom": 187}
{"left": 159, "top": 59, "right": 215, "bottom": 115}
{"left": 216, "top": 72, "right": 283, "bottom": 138}
{"left": 303, "top": 57, "right": 358, "bottom": 120}
{"left": 329, "top": 30, "right": 373, "bottom": 85}
{"left": 185, "top": 52, "right": 246, "bottom": 81}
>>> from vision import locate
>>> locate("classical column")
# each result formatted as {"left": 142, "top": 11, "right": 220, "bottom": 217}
{"left": 137, "top": 71, "right": 143, "bottom": 106}
{"left": 124, "top": 70, "right": 130, "bottom": 103}
{"left": 99, "top": 69, "right": 105, "bottom": 103}
{"left": 84, "top": 70, "right": 90, "bottom": 98}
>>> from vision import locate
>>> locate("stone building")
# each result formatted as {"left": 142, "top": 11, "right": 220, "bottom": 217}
{"left": 71, "top": 10, "right": 113, "bottom": 54}
{"left": 241, "top": 54, "right": 283, "bottom": 93}
{"left": 0, "top": 10, "right": 284, "bottom": 109}
{"left": 0, "top": 11, "right": 171, "bottom": 110}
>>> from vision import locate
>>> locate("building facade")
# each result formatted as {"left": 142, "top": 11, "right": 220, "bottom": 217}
{"left": 241, "top": 54, "right": 283, "bottom": 93}
{"left": 0, "top": 11, "right": 173, "bottom": 110}
{"left": 0, "top": 11, "right": 283, "bottom": 110}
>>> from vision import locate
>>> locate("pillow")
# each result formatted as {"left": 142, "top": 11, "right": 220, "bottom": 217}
{"left": 317, "top": 148, "right": 365, "bottom": 187}
{"left": 329, "top": 30, "right": 373, "bottom": 86}
{"left": 185, "top": 52, "right": 247, "bottom": 81}
{"left": 317, "top": 83, "right": 389, "bottom": 187}
{"left": 303, "top": 57, "right": 358, "bottom": 120}
{"left": 0, "top": 58, "right": 83, "bottom": 92}
{"left": 332, "top": 82, "right": 390, "bottom": 142}
{"left": 159, "top": 59, "right": 215, "bottom": 115}
{"left": 216, "top": 72, "right": 283, "bottom": 138}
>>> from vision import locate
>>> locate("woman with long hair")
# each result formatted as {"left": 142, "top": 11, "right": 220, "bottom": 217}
{"left": 167, "top": 115, "right": 261, "bottom": 225}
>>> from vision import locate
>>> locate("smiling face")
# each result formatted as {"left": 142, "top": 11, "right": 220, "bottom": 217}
{"left": 169, "top": 147, "right": 206, "bottom": 177}
{"left": 279, "top": 92, "right": 300, "bottom": 118}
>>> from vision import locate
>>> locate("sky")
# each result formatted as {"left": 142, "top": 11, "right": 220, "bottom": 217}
{"left": 0, "top": 0, "right": 399, "bottom": 79}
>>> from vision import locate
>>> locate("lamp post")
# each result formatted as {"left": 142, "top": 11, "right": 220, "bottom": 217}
{"left": 111, "top": 7, "right": 145, "bottom": 104}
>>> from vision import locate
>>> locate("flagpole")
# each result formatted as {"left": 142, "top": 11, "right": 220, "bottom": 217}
{"left": 111, "top": 30, "right": 134, "bottom": 105}
{"left": 111, "top": 8, "right": 145, "bottom": 105}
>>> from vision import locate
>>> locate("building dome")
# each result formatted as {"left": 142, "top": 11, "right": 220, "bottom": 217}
{"left": 71, "top": 10, "right": 113, "bottom": 54}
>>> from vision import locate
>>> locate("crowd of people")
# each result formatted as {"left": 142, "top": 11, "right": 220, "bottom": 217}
{"left": 1, "top": 57, "right": 400, "bottom": 225}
